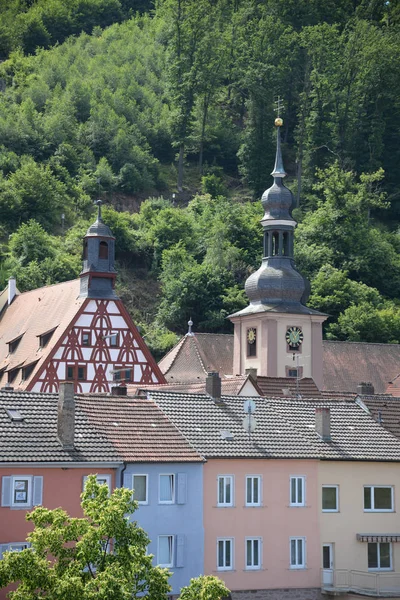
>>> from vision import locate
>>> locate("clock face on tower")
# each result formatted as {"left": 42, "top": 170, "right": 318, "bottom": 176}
{"left": 286, "top": 326, "right": 303, "bottom": 349}
{"left": 247, "top": 328, "right": 256, "bottom": 344}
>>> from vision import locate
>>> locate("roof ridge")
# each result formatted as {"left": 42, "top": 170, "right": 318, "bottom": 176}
{"left": 191, "top": 335, "right": 208, "bottom": 375}
{"left": 324, "top": 340, "right": 400, "bottom": 348}
{"left": 13, "top": 278, "right": 79, "bottom": 297}
{"left": 158, "top": 335, "right": 186, "bottom": 375}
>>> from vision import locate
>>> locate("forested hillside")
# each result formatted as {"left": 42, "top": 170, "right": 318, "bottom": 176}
{"left": 1, "top": 0, "right": 400, "bottom": 358}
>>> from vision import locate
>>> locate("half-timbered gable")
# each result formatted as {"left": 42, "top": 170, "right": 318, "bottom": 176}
{"left": 0, "top": 203, "right": 165, "bottom": 392}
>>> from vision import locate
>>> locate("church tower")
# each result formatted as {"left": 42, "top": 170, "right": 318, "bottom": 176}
{"left": 79, "top": 200, "right": 117, "bottom": 299}
{"left": 229, "top": 118, "right": 327, "bottom": 388}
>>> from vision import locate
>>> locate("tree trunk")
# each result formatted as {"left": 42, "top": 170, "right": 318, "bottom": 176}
{"left": 178, "top": 143, "right": 184, "bottom": 192}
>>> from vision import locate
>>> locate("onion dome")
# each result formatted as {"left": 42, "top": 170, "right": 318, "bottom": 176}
{"left": 229, "top": 117, "right": 322, "bottom": 317}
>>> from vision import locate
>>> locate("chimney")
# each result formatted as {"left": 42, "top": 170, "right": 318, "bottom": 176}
{"left": 8, "top": 277, "right": 16, "bottom": 305}
{"left": 111, "top": 384, "right": 127, "bottom": 396}
{"left": 245, "top": 367, "right": 257, "bottom": 381}
{"left": 57, "top": 382, "right": 75, "bottom": 449}
{"left": 357, "top": 382, "right": 374, "bottom": 395}
{"left": 206, "top": 371, "right": 221, "bottom": 402}
{"left": 315, "top": 406, "right": 331, "bottom": 442}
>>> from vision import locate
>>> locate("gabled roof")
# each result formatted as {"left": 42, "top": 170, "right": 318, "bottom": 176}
{"left": 78, "top": 395, "right": 203, "bottom": 463}
{"left": 158, "top": 333, "right": 234, "bottom": 382}
{"left": 385, "top": 374, "right": 400, "bottom": 397}
{"left": 256, "top": 376, "right": 320, "bottom": 398}
{"left": 0, "top": 389, "right": 203, "bottom": 464}
{"left": 358, "top": 394, "right": 400, "bottom": 440}
{"left": 131, "top": 374, "right": 262, "bottom": 397}
{"left": 0, "top": 279, "right": 84, "bottom": 389}
{"left": 159, "top": 333, "right": 400, "bottom": 394}
{"left": 0, "top": 389, "right": 119, "bottom": 463}
{"left": 323, "top": 341, "right": 400, "bottom": 394}
{"left": 149, "top": 390, "right": 400, "bottom": 461}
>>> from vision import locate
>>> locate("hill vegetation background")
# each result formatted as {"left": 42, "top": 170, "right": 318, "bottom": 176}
{"left": 1, "top": 0, "right": 400, "bottom": 358}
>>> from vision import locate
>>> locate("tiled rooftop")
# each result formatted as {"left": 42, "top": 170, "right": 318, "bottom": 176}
{"left": 256, "top": 376, "right": 320, "bottom": 398}
{"left": 149, "top": 391, "right": 400, "bottom": 461}
{"left": 78, "top": 395, "right": 203, "bottom": 463}
{"left": 0, "top": 390, "right": 203, "bottom": 464}
{"left": 0, "top": 279, "right": 84, "bottom": 389}
{"left": 0, "top": 390, "right": 119, "bottom": 463}
{"left": 131, "top": 374, "right": 260, "bottom": 396}
{"left": 158, "top": 333, "right": 400, "bottom": 394}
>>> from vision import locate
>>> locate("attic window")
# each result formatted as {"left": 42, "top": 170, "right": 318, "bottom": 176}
{"left": 22, "top": 361, "right": 38, "bottom": 381}
{"left": 8, "top": 369, "right": 19, "bottom": 384}
{"left": 8, "top": 335, "right": 23, "bottom": 354}
{"left": 39, "top": 328, "right": 56, "bottom": 348}
{"left": 5, "top": 408, "right": 24, "bottom": 422}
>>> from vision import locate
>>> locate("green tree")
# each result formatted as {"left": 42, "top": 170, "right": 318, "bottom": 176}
{"left": 0, "top": 475, "right": 171, "bottom": 600}
{"left": 180, "top": 575, "right": 229, "bottom": 600}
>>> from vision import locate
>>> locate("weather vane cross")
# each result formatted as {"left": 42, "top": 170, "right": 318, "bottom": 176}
{"left": 274, "top": 96, "right": 284, "bottom": 118}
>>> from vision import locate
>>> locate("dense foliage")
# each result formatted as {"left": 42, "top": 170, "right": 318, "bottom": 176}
{"left": 0, "top": 476, "right": 229, "bottom": 600}
{"left": 1, "top": 0, "right": 400, "bottom": 353}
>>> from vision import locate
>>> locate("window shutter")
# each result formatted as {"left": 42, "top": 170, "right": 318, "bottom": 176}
{"left": 177, "top": 473, "right": 187, "bottom": 504}
{"left": 1, "top": 476, "right": 11, "bottom": 507}
{"left": 33, "top": 476, "right": 43, "bottom": 506}
{"left": 176, "top": 534, "right": 185, "bottom": 567}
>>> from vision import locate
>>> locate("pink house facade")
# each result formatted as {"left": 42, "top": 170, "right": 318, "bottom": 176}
{"left": 203, "top": 459, "right": 320, "bottom": 592}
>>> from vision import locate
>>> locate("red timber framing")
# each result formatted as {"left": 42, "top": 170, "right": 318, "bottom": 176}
{"left": 28, "top": 298, "right": 165, "bottom": 393}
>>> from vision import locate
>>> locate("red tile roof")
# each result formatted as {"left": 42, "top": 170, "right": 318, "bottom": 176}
{"left": 130, "top": 375, "right": 261, "bottom": 397}
{"left": 322, "top": 341, "right": 400, "bottom": 394}
{"left": 256, "top": 376, "right": 320, "bottom": 398}
{"left": 0, "top": 280, "right": 84, "bottom": 389}
{"left": 78, "top": 395, "right": 203, "bottom": 462}
{"left": 159, "top": 333, "right": 400, "bottom": 394}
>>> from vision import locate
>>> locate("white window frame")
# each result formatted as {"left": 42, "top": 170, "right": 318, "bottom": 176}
{"left": 364, "top": 486, "right": 394, "bottom": 512}
{"left": 159, "top": 474, "right": 175, "bottom": 504}
{"left": 8, "top": 543, "right": 30, "bottom": 552}
{"left": 217, "top": 538, "right": 234, "bottom": 571}
{"left": 217, "top": 475, "right": 234, "bottom": 507}
{"left": 322, "top": 485, "right": 339, "bottom": 512}
{"left": 368, "top": 542, "right": 393, "bottom": 572}
{"left": 11, "top": 476, "right": 32, "bottom": 508}
{"left": 245, "top": 537, "right": 262, "bottom": 570}
{"left": 245, "top": 475, "right": 261, "bottom": 507}
{"left": 158, "top": 535, "right": 174, "bottom": 568}
{"left": 290, "top": 537, "right": 306, "bottom": 569}
{"left": 83, "top": 474, "right": 112, "bottom": 492}
{"left": 132, "top": 474, "right": 148, "bottom": 505}
{"left": 290, "top": 476, "right": 305, "bottom": 507}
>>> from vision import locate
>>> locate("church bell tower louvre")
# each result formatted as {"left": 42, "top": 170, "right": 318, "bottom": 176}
{"left": 229, "top": 116, "right": 327, "bottom": 388}
{"left": 79, "top": 200, "right": 118, "bottom": 299}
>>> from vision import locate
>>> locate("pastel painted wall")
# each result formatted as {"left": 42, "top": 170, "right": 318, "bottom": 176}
{"left": 122, "top": 462, "right": 204, "bottom": 595}
{"left": 0, "top": 466, "right": 116, "bottom": 600}
{"left": 319, "top": 461, "right": 400, "bottom": 573}
{"left": 0, "top": 466, "right": 115, "bottom": 545}
{"left": 203, "top": 459, "right": 320, "bottom": 591}
{"left": 232, "top": 314, "right": 325, "bottom": 388}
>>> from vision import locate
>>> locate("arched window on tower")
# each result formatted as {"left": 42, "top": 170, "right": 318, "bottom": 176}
{"left": 272, "top": 232, "right": 279, "bottom": 256}
{"left": 283, "top": 232, "right": 289, "bottom": 256}
{"left": 99, "top": 241, "right": 108, "bottom": 259}
{"left": 83, "top": 241, "right": 88, "bottom": 260}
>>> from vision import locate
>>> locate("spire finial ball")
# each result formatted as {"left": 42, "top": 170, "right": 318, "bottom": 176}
{"left": 275, "top": 117, "right": 283, "bottom": 127}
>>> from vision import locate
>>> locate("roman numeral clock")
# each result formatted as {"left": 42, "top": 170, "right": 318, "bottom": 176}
{"left": 286, "top": 326, "right": 303, "bottom": 350}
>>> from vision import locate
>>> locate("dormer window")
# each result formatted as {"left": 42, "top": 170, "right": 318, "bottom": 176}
{"left": 39, "top": 328, "right": 56, "bottom": 349}
{"left": 8, "top": 335, "right": 23, "bottom": 354}
{"left": 8, "top": 368, "right": 19, "bottom": 384}
{"left": 99, "top": 241, "right": 108, "bottom": 259}
{"left": 22, "top": 361, "right": 38, "bottom": 381}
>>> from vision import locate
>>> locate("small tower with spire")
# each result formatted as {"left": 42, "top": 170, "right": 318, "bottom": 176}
{"left": 229, "top": 114, "right": 327, "bottom": 388}
{"left": 79, "top": 200, "right": 118, "bottom": 299}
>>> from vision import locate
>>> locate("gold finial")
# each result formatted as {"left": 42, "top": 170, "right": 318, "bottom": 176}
{"left": 274, "top": 96, "right": 284, "bottom": 127}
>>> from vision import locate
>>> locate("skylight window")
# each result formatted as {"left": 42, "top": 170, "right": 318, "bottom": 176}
{"left": 5, "top": 408, "right": 24, "bottom": 422}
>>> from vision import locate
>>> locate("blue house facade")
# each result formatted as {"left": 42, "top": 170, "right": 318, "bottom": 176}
{"left": 122, "top": 462, "right": 204, "bottom": 594}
